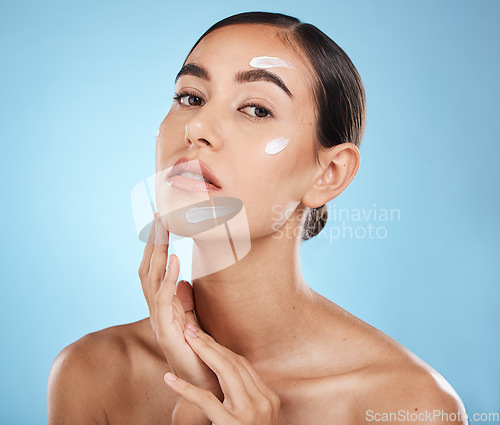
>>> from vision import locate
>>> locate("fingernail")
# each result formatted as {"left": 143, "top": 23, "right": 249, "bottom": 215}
{"left": 165, "top": 372, "right": 177, "bottom": 382}
{"left": 185, "top": 328, "right": 198, "bottom": 338}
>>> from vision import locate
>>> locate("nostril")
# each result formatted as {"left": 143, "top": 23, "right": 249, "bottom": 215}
{"left": 190, "top": 138, "right": 211, "bottom": 147}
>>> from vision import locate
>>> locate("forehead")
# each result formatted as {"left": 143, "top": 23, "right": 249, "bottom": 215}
{"left": 184, "top": 24, "right": 315, "bottom": 90}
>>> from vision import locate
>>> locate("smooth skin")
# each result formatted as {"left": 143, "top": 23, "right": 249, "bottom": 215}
{"left": 48, "top": 23, "right": 467, "bottom": 424}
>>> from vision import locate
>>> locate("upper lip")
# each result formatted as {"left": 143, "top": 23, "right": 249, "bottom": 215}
{"left": 167, "top": 157, "right": 222, "bottom": 188}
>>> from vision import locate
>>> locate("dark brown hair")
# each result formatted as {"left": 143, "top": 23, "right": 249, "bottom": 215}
{"left": 182, "top": 11, "right": 366, "bottom": 240}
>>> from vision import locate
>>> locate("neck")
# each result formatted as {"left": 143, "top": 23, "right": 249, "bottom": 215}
{"left": 191, "top": 224, "right": 315, "bottom": 365}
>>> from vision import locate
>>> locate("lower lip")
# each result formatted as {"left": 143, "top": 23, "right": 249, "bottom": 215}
{"left": 166, "top": 175, "right": 222, "bottom": 192}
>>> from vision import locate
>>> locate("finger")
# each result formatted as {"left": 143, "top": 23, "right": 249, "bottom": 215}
{"left": 164, "top": 373, "right": 234, "bottom": 425}
{"left": 144, "top": 213, "right": 158, "bottom": 258}
{"left": 186, "top": 326, "right": 273, "bottom": 400}
{"left": 148, "top": 221, "right": 170, "bottom": 303}
{"left": 155, "top": 215, "right": 170, "bottom": 245}
{"left": 155, "top": 255, "right": 182, "bottom": 346}
{"left": 234, "top": 356, "right": 278, "bottom": 403}
{"left": 176, "top": 280, "right": 199, "bottom": 329}
{"left": 139, "top": 214, "right": 158, "bottom": 303}
{"left": 171, "top": 295, "right": 186, "bottom": 323}
{"left": 185, "top": 310, "right": 199, "bottom": 328}
{"left": 146, "top": 218, "right": 163, "bottom": 322}
{"left": 176, "top": 280, "right": 195, "bottom": 312}
{"left": 191, "top": 340, "right": 280, "bottom": 414}
{"left": 155, "top": 255, "right": 179, "bottom": 314}
{"left": 183, "top": 327, "right": 255, "bottom": 404}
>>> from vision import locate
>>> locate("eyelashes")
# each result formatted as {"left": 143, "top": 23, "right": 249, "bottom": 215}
{"left": 173, "top": 90, "right": 203, "bottom": 106}
{"left": 173, "top": 90, "right": 274, "bottom": 121}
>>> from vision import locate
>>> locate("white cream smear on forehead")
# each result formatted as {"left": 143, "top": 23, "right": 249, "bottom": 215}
{"left": 185, "top": 205, "right": 237, "bottom": 224}
{"left": 265, "top": 137, "right": 290, "bottom": 155}
{"left": 249, "top": 56, "right": 294, "bottom": 69}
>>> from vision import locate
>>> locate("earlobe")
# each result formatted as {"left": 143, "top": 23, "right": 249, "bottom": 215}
{"left": 302, "top": 143, "right": 360, "bottom": 208}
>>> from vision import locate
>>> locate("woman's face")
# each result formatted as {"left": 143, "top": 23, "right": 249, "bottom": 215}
{"left": 156, "top": 23, "right": 320, "bottom": 240}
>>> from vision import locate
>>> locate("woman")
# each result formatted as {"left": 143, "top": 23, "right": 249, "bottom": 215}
{"left": 48, "top": 11, "right": 466, "bottom": 425}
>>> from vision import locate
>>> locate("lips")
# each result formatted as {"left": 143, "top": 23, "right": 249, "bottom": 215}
{"left": 166, "top": 157, "right": 222, "bottom": 191}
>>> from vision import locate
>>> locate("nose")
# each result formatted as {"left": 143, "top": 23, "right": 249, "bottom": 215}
{"left": 184, "top": 100, "right": 226, "bottom": 151}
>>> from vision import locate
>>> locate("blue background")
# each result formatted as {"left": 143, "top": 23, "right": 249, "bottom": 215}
{"left": 1, "top": 0, "right": 499, "bottom": 423}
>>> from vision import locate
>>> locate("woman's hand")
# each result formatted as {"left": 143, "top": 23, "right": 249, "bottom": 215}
{"left": 164, "top": 323, "right": 281, "bottom": 425}
{"left": 138, "top": 214, "right": 221, "bottom": 397}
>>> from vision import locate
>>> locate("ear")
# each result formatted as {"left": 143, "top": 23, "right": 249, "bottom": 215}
{"left": 302, "top": 143, "right": 360, "bottom": 208}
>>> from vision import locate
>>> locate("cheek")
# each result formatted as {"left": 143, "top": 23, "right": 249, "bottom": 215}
{"left": 232, "top": 137, "right": 312, "bottom": 233}
{"left": 156, "top": 114, "right": 186, "bottom": 165}
{"left": 267, "top": 141, "right": 315, "bottom": 210}
{"left": 236, "top": 134, "right": 313, "bottom": 197}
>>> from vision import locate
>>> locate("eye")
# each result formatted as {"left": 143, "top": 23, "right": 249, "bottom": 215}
{"left": 173, "top": 91, "right": 204, "bottom": 106}
{"left": 244, "top": 104, "right": 273, "bottom": 119}
{"left": 173, "top": 91, "right": 273, "bottom": 121}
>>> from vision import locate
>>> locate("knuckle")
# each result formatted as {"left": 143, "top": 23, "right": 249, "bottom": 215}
{"left": 138, "top": 264, "right": 147, "bottom": 280}
{"left": 271, "top": 393, "right": 281, "bottom": 408}
{"left": 257, "top": 397, "right": 273, "bottom": 414}
{"left": 239, "top": 356, "right": 251, "bottom": 368}
{"left": 221, "top": 362, "right": 239, "bottom": 377}
{"left": 203, "top": 391, "right": 218, "bottom": 405}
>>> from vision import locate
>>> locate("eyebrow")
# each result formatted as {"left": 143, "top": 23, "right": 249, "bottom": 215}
{"left": 175, "top": 63, "right": 293, "bottom": 98}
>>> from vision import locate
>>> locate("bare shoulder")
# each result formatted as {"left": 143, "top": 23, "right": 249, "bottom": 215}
{"left": 47, "top": 318, "right": 162, "bottom": 425}
{"left": 305, "top": 293, "right": 467, "bottom": 424}
{"left": 340, "top": 311, "right": 467, "bottom": 424}
{"left": 353, "top": 359, "right": 467, "bottom": 424}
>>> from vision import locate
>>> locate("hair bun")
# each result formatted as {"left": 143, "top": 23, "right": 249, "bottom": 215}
{"left": 302, "top": 204, "right": 328, "bottom": 240}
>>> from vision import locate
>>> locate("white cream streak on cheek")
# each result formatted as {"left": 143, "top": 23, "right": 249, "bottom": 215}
{"left": 265, "top": 137, "right": 290, "bottom": 155}
{"left": 249, "top": 56, "right": 294, "bottom": 69}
